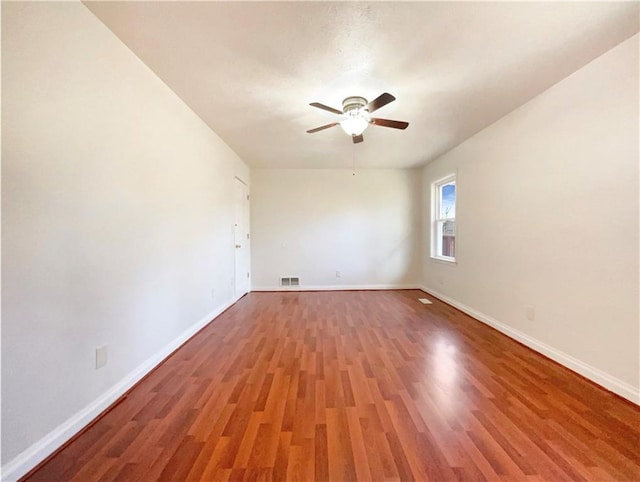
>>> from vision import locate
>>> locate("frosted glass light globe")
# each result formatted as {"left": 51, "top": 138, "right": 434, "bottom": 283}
{"left": 340, "top": 113, "right": 369, "bottom": 136}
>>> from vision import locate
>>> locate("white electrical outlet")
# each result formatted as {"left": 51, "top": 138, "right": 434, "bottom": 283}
{"left": 211, "top": 288, "right": 216, "bottom": 300}
{"left": 336, "top": 270, "right": 341, "bottom": 278}
{"left": 96, "top": 345, "right": 108, "bottom": 369}
{"left": 526, "top": 306, "right": 535, "bottom": 321}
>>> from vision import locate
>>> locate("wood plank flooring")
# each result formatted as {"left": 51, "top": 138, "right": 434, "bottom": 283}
{"left": 24, "top": 290, "right": 640, "bottom": 481}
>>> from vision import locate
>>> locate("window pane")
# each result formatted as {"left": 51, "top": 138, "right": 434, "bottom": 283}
{"left": 432, "top": 175, "right": 456, "bottom": 262}
{"left": 440, "top": 182, "right": 456, "bottom": 219}
{"left": 442, "top": 220, "right": 455, "bottom": 258}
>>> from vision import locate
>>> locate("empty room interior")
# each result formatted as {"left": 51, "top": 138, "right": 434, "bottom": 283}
{"left": 2, "top": 1, "right": 639, "bottom": 481}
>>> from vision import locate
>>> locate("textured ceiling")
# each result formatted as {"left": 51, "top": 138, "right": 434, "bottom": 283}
{"left": 85, "top": 1, "right": 638, "bottom": 169}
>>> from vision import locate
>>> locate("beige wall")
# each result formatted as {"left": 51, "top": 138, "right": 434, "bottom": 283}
{"left": 2, "top": 2, "right": 249, "bottom": 476}
{"left": 421, "top": 35, "right": 639, "bottom": 402}
{"left": 251, "top": 169, "right": 421, "bottom": 290}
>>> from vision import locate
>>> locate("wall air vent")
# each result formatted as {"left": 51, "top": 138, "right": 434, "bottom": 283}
{"left": 280, "top": 277, "right": 300, "bottom": 287}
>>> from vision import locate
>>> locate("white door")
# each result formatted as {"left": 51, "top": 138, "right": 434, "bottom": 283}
{"left": 234, "top": 178, "right": 250, "bottom": 298}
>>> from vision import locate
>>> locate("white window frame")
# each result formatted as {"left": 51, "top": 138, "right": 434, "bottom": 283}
{"left": 431, "top": 174, "right": 457, "bottom": 263}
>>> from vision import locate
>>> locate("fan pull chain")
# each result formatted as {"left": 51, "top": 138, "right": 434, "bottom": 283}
{"left": 352, "top": 144, "right": 356, "bottom": 176}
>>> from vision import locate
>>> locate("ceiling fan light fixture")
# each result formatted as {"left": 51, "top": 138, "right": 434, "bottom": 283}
{"left": 340, "top": 111, "right": 369, "bottom": 136}
{"left": 307, "top": 93, "right": 408, "bottom": 142}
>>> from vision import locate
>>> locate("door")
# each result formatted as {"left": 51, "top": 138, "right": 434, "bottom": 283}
{"left": 234, "top": 178, "right": 250, "bottom": 298}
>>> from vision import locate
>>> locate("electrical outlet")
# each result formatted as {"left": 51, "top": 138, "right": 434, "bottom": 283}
{"left": 336, "top": 270, "right": 341, "bottom": 278}
{"left": 525, "top": 306, "right": 535, "bottom": 321}
{"left": 96, "top": 345, "right": 108, "bottom": 369}
{"left": 211, "top": 288, "right": 216, "bottom": 300}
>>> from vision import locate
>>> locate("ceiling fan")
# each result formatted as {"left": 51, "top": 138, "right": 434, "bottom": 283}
{"left": 306, "top": 92, "right": 409, "bottom": 144}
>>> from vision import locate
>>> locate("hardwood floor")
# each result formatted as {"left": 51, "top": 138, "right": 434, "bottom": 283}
{"left": 24, "top": 290, "right": 640, "bottom": 481}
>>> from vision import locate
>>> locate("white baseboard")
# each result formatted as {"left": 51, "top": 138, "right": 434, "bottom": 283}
{"left": 251, "top": 283, "right": 421, "bottom": 292}
{"left": 1, "top": 296, "right": 241, "bottom": 482}
{"left": 419, "top": 285, "right": 640, "bottom": 406}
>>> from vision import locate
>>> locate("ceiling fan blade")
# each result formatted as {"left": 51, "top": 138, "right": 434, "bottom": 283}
{"left": 306, "top": 122, "right": 339, "bottom": 134}
{"left": 366, "top": 93, "right": 395, "bottom": 113}
{"left": 352, "top": 134, "right": 364, "bottom": 144}
{"left": 309, "top": 102, "right": 343, "bottom": 115}
{"left": 370, "top": 118, "right": 409, "bottom": 130}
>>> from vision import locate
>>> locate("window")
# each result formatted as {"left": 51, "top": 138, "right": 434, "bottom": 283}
{"left": 432, "top": 174, "right": 456, "bottom": 262}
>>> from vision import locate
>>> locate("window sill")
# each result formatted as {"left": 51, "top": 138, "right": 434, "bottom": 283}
{"left": 430, "top": 256, "right": 457, "bottom": 266}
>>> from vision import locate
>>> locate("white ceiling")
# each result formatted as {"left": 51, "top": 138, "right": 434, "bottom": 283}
{"left": 85, "top": 1, "right": 638, "bottom": 169}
